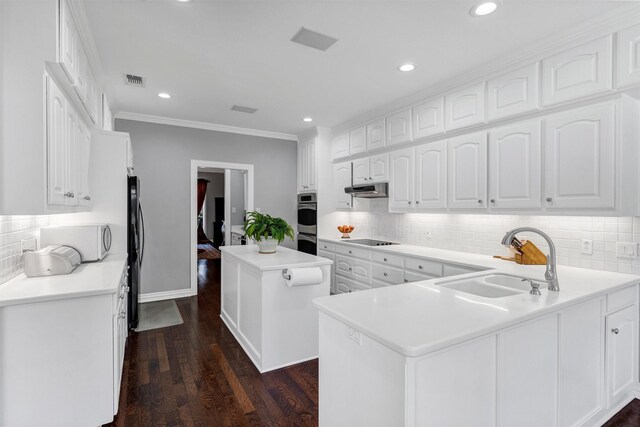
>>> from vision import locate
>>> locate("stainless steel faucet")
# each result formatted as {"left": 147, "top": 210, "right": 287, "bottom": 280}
{"left": 501, "top": 227, "right": 560, "bottom": 291}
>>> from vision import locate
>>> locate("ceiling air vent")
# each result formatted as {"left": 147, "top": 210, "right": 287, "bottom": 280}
{"left": 291, "top": 27, "right": 338, "bottom": 52}
{"left": 125, "top": 74, "right": 145, "bottom": 88}
{"left": 231, "top": 105, "right": 258, "bottom": 114}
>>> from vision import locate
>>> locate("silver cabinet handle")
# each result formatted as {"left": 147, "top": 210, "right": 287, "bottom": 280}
{"left": 348, "top": 250, "right": 352, "bottom": 254}
{"left": 612, "top": 328, "right": 619, "bottom": 334}
{"left": 83, "top": 195, "right": 91, "bottom": 201}
{"left": 383, "top": 272, "right": 388, "bottom": 277}
{"left": 404, "top": 279, "right": 409, "bottom": 283}
{"left": 490, "top": 199, "right": 495, "bottom": 204}
{"left": 408, "top": 201, "right": 412, "bottom": 205}
{"left": 383, "top": 257, "right": 388, "bottom": 262}
{"left": 64, "top": 192, "right": 75, "bottom": 198}
{"left": 546, "top": 197, "right": 553, "bottom": 202}
{"left": 119, "top": 293, "right": 125, "bottom": 299}
{"left": 477, "top": 199, "right": 482, "bottom": 204}
{"left": 348, "top": 267, "right": 352, "bottom": 271}
{"left": 418, "top": 265, "right": 423, "bottom": 269}
{"left": 416, "top": 201, "right": 420, "bottom": 204}
{"left": 369, "top": 177, "right": 373, "bottom": 181}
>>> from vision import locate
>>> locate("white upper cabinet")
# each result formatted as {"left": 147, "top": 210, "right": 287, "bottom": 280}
{"left": 47, "top": 78, "right": 68, "bottom": 206}
{"left": 415, "top": 141, "right": 447, "bottom": 209}
{"left": 617, "top": 24, "right": 640, "bottom": 89}
{"left": 447, "top": 132, "right": 488, "bottom": 209}
{"left": 489, "top": 121, "right": 541, "bottom": 209}
{"left": 77, "top": 122, "right": 91, "bottom": 206}
{"left": 349, "top": 126, "right": 367, "bottom": 155}
{"left": 297, "top": 135, "right": 317, "bottom": 192}
{"left": 544, "top": 102, "right": 615, "bottom": 210}
{"left": 542, "top": 36, "right": 613, "bottom": 106}
{"left": 445, "top": 82, "right": 486, "bottom": 131}
{"left": 334, "top": 162, "right": 353, "bottom": 209}
{"left": 369, "top": 153, "right": 389, "bottom": 183}
{"left": 412, "top": 97, "right": 444, "bottom": 140}
{"left": 386, "top": 109, "right": 412, "bottom": 146}
{"left": 366, "top": 119, "right": 386, "bottom": 151}
{"left": 352, "top": 158, "right": 370, "bottom": 186}
{"left": 331, "top": 132, "right": 350, "bottom": 160}
{"left": 389, "top": 148, "right": 414, "bottom": 211}
{"left": 60, "top": 0, "right": 78, "bottom": 85}
{"left": 64, "top": 100, "right": 78, "bottom": 206}
{"left": 487, "top": 63, "right": 539, "bottom": 121}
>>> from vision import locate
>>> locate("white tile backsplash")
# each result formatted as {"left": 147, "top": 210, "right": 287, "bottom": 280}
{"left": 0, "top": 216, "right": 50, "bottom": 284}
{"left": 346, "top": 199, "right": 640, "bottom": 274}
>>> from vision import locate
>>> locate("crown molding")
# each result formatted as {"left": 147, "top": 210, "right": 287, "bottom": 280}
{"left": 332, "top": 3, "right": 640, "bottom": 135}
{"left": 114, "top": 112, "right": 298, "bottom": 141}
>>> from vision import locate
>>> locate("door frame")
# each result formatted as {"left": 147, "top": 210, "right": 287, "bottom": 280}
{"left": 191, "top": 159, "right": 254, "bottom": 296}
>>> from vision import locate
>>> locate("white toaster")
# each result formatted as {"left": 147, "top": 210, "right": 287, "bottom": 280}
{"left": 24, "top": 245, "right": 82, "bottom": 277}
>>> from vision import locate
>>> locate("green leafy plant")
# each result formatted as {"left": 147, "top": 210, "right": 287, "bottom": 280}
{"left": 243, "top": 211, "right": 295, "bottom": 243}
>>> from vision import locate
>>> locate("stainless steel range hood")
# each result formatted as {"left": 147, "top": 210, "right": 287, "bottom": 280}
{"left": 344, "top": 182, "right": 388, "bottom": 198}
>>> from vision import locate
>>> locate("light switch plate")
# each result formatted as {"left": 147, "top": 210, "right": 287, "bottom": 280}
{"left": 232, "top": 207, "right": 237, "bottom": 213}
{"left": 581, "top": 239, "right": 593, "bottom": 255}
{"left": 616, "top": 242, "right": 639, "bottom": 258}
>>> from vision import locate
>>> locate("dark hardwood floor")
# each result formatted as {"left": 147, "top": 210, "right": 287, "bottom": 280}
{"left": 106, "top": 258, "right": 640, "bottom": 427}
{"left": 106, "top": 259, "right": 318, "bottom": 426}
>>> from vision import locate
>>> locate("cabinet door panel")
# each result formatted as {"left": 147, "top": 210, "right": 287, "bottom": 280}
{"left": 412, "top": 97, "right": 444, "bottom": 140}
{"left": 331, "top": 132, "right": 350, "bottom": 160}
{"left": 366, "top": 119, "right": 386, "bottom": 151}
{"left": 489, "top": 121, "right": 541, "bottom": 209}
{"left": 77, "top": 121, "right": 91, "bottom": 206}
{"left": 333, "top": 162, "right": 352, "bottom": 209}
{"left": 618, "top": 24, "right": 640, "bottom": 88}
{"left": 64, "top": 103, "right": 78, "bottom": 206}
{"left": 386, "top": 109, "right": 412, "bottom": 145}
{"left": 415, "top": 141, "right": 447, "bottom": 209}
{"left": 352, "top": 158, "right": 370, "bottom": 186}
{"left": 544, "top": 103, "right": 615, "bottom": 209}
{"left": 47, "top": 79, "right": 68, "bottom": 206}
{"left": 369, "top": 153, "right": 389, "bottom": 183}
{"left": 445, "top": 82, "right": 485, "bottom": 131}
{"left": 606, "top": 304, "right": 637, "bottom": 407}
{"left": 542, "top": 36, "right": 613, "bottom": 105}
{"left": 499, "top": 315, "right": 558, "bottom": 427}
{"left": 349, "top": 126, "right": 366, "bottom": 155}
{"left": 447, "top": 133, "right": 487, "bottom": 209}
{"left": 297, "top": 139, "right": 307, "bottom": 192}
{"left": 60, "top": 0, "right": 78, "bottom": 84}
{"left": 487, "top": 63, "right": 539, "bottom": 120}
{"left": 389, "top": 148, "right": 414, "bottom": 211}
{"left": 306, "top": 136, "right": 317, "bottom": 191}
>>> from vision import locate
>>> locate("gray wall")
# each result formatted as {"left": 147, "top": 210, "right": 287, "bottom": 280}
{"left": 198, "top": 171, "right": 224, "bottom": 238}
{"left": 115, "top": 119, "right": 297, "bottom": 295}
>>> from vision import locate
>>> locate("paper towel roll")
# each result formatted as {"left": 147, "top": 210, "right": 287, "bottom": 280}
{"left": 284, "top": 267, "right": 323, "bottom": 287}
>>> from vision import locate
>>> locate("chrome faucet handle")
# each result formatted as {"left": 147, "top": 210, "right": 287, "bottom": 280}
{"left": 521, "top": 278, "right": 542, "bottom": 296}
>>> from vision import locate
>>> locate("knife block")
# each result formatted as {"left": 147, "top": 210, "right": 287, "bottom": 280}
{"left": 514, "top": 240, "right": 547, "bottom": 265}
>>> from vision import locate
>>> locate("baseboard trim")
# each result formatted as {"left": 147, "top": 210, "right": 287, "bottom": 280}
{"left": 138, "top": 289, "right": 193, "bottom": 303}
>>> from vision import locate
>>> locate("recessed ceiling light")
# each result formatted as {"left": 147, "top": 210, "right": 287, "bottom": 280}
{"left": 470, "top": 0, "right": 500, "bottom": 17}
{"left": 158, "top": 93, "right": 171, "bottom": 99}
{"left": 176, "top": 0, "right": 193, "bottom": 3}
{"left": 398, "top": 63, "right": 415, "bottom": 72}
{"left": 303, "top": 117, "right": 313, "bottom": 122}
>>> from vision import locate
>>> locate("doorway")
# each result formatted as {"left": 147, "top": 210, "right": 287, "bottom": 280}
{"left": 190, "top": 160, "right": 254, "bottom": 295}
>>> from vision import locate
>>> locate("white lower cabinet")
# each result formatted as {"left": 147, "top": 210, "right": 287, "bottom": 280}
{"left": 606, "top": 303, "right": 638, "bottom": 407}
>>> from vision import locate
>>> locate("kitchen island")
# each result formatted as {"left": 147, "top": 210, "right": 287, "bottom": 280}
{"left": 313, "top": 242, "right": 640, "bottom": 427}
{"left": 221, "top": 245, "right": 332, "bottom": 372}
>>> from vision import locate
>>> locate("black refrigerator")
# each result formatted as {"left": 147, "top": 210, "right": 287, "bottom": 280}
{"left": 127, "top": 176, "right": 144, "bottom": 330}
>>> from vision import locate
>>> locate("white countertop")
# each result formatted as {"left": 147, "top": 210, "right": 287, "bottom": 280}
{"left": 221, "top": 245, "right": 332, "bottom": 271}
{"left": 0, "top": 253, "right": 128, "bottom": 307}
{"left": 314, "top": 238, "right": 640, "bottom": 357}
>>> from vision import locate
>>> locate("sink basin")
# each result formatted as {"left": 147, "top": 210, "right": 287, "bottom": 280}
{"left": 437, "top": 274, "right": 546, "bottom": 299}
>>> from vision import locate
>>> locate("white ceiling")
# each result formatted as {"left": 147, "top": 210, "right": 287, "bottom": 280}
{"left": 84, "top": 0, "right": 635, "bottom": 136}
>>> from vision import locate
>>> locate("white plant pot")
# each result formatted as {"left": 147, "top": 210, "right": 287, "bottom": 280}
{"left": 256, "top": 237, "right": 279, "bottom": 254}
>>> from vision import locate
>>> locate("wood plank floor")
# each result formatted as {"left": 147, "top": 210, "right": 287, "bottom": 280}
{"left": 106, "top": 258, "right": 640, "bottom": 426}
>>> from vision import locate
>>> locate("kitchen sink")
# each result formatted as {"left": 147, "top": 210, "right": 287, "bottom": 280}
{"left": 436, "top": 274, "right": 546, "bottom": 298}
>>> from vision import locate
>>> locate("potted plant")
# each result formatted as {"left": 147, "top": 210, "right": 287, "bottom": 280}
{"left": 243, "top": 211, "right": 295, "bottom": 254}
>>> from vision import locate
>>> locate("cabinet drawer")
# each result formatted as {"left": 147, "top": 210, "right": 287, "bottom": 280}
{"left": 317, "top": 250, "right": 335, "bottom": 261}
{"left": 349, "top": 280, "right": 371, "bottom": 293}
{"left": 371, "top": 251, "right": 404, "bottom": 268}
{"left": 318, "top": 241, "right": 336, "bottom": 252}
{"left": 404, "top": 271, "right": 438, "bottom": 283}
{"left": 372, "top": 264, "right": 404, "bottom": 284}
{"left": 607, "top": 286, "right": 637, "bottom": 314}
{"left": 405, "top": 257, "right": 442, "bottom": 276}
{"left": 335, "top": 244, "right": 371, "bottom": 260}
{"left": 335, "top": 275, "right": 370, "bottom": 293}
{"left": 335, "top": 281, "right": 350, "bottom": 294}
{"left": 442, "top": 264, "right": 481, "bottom": 277}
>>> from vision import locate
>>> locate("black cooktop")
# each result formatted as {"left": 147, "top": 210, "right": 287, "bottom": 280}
{"left": 344, "top": 239, "right": 398, "bottom": 246}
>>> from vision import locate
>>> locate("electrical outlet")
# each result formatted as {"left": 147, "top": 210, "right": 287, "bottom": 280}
{"left": 581, "top": 239, "right": 593, "bottom": 255}
{"left": 425, "top": 230, "right": 432, "bottom": 240}
{"left": 616, "top": 242, "right": 639, "bottom": 258}
{"left": 20, "top": 238, "right": 37, "bottom": 253}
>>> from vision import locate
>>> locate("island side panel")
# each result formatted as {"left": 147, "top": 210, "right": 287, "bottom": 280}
{"left": 237, "top": 264, "right": 263, "bottom": 361}
{"left": 318, "top": 312, "right": 406, "bottom": 427}
{"left": 221, "top": 255, "right": 239, "bottom": 330}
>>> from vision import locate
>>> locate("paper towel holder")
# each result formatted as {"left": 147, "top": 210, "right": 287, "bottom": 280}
{"left": 282, "top": 269, "right": 291, "bottom": 280}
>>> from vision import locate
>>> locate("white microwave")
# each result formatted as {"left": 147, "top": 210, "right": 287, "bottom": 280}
{"left": 40, "top": 225, "right": 112, "bottom": 262}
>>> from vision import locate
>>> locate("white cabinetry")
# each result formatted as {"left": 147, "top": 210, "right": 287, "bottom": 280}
{"left": 386, "top": 108, "right": 412, "bottom": 146}
{"left": 366, "top": 119, "right": 386, "bottom": 151}
{"left": 606, "top": 303, "right": 637, "bottom": 407}
{"left": 59, "top": 0, "right": 79, "bottom": 85}
{"left": 542, "top": 36, "right": 613, "bottom": 106}
{"left": 415, "top": 141, "right": 447, "bottom": 209}
{"left": 444, "top": 82, "right": 485, "bottom": 131}
{"left": 369, "top": 153, "right": 389, "bottom": 183}
{"left": 618, "top": 24, "right": 640, "bottom": 89}
{"left": 489, "top": 121, "right": 541, "bottom": 209}
{"left": 352, "top": 158, "right": 370, "bottom": 185}
{"left": 543, "top": 102, "right": 615, "bottom": 209}
{"left": 333, "top": 162, "right": 352, "bottom": 209}
{"left": 447, "top": 132, "right": 487, "bottom": 209}
{"left": 297, "top": 134, "right": 317, "bottom": 192}
{"left": 349, "top": 126, "right": 366, "bottom": 155}
{"left": 331, "top": 132, "right": 350, "bottom": 160}
{"left": 487, "top": 63, "right": 539, "bottom": 120}
{"left": 412, "top": 97, "right": 444, "bottom": 140}
{"left": 389, "top": 148, "right": 414, "bottom": 211}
